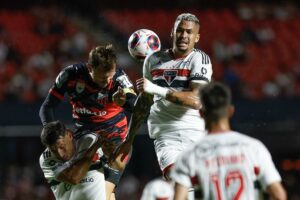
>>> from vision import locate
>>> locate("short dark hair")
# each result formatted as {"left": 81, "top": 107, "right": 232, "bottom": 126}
{"left": 88, "top": 44, "right": 117, "bottom": 71}
{"left": 40, "top": 121, "right": 66, "bottom": 146}
{"left": 175, "top": 13, "right": 200, "bottom": 27}
{"left": 200, "top": 82, "right": 231, "bottom": 122}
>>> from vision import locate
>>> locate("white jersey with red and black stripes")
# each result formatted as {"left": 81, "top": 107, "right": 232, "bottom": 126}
{"left": 143, "top": 49, "right": 212, "bottom": 139}
{"left": 170, "top": 131, "right": 282, "bottom": 200}
{"left": 39, "top": 147, "right": 106, "bottom": 200}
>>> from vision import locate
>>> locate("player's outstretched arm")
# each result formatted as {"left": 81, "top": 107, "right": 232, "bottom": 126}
{"left": 56, "top": 137, "right": 103, "bottom": 184}
{"left": 110, "top": 92, "right": 153, "bottom": 162}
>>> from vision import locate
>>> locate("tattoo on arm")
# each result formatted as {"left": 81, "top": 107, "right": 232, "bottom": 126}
{"left": 127, "top": 93, "right": 153, "bottom": 142}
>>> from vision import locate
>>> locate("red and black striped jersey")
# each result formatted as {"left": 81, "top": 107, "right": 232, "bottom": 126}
{"left": 48, "top": 63, "right": 135, "bottom": 130}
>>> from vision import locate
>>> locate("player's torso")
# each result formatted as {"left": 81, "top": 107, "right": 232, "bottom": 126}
{"left": 64, "top": 64, "right": 123, "bottom": 123}
{"left": 145, "top": 50, "right": 209, "bottom": 137}
{"left": 192, "top": 132, "right": 262, "bottom": 200}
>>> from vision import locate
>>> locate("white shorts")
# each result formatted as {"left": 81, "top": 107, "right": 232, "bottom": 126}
{"left": 154, "top": 131, "right": 205, "bottom": 173}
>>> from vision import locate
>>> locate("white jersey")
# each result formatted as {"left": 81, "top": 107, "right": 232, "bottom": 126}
{"left": 140, "top": 178, "right": 174, "bottom": 200}
{"left": 39, "top": 148, "right": 106, "bottom": 200}
{"left": 143, "top": 49, "right": 212, "bottom": 139}
{"left": 170, "top": 131, "right": 281, "bottom": 200}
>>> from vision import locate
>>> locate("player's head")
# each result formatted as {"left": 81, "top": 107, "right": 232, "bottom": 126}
{"left": 88, "top": 44, "right": 117, "bottom": 88}
{"left": 41, "top": 121, "right": 75, "bottom": 161}
{"left": 171, "top": 13, "right": 200, "bottom": 56}
{"left": 200, "top": 82, "right": 234, "bottom": 130}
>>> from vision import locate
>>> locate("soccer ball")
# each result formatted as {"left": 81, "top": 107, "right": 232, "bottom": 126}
{"left": 128, "top": 29, "right": 161, "bottom": 62}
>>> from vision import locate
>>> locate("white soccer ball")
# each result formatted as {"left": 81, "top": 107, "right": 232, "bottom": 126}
{"left": 128, "top": 29, "right": 161, "bottom": 62}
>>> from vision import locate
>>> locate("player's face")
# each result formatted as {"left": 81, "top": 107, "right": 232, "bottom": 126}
{"left": 49, "top": 131, "right": 74, "bottom": 161}
{"left": 91, "top": 64, "right": 116, "bottom": 88}
{"left": 172, "top": 20, "right": 200, "bottom": 56}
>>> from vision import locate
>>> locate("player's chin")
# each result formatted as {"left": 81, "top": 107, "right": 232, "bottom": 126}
{"left": 176, "top": 46, "right": 189, "bottom": 53}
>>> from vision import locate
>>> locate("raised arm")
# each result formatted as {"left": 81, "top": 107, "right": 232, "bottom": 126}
{"left": 56, "top": 137, "right": 103, "bottom": 184}
{"left": 110, "top": 92, "right": 153, "bottom": 162}
{"left": 126, "top": 92, "right": 153, "bottom": 142}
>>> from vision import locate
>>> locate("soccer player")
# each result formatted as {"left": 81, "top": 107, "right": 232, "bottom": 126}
{"left": 39, "top": 121, "right": 106, "bottom": 200}
{"left": 113, "top": 13, "right": 212, "bottom": 179}
{"left": 39, "top": 44, "right": 137, "bottom": 199}
{"left": 170, "top": 82, "right": 287, "bottom": 200}
{"left": 140, "top": 178, "right": 174, "bottom": 200}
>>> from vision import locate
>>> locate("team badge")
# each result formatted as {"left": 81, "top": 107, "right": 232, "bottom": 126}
{"left": 76, "top": 81, "right": 85, "bottom": 93}
{"left": 163, "top": 70, "right": 178, "bottom": 85}
{"left": 97, "top": 92, "right": 107, "bottom": 100}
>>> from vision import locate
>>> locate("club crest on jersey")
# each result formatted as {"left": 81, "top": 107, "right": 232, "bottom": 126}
{"left": 97, "top": 92, "right": 107, "bottom": 100}
{"left": 76, "top": 82, "right": 85, "bottom": 93}
{"left": 163, "top": 70, "right": 178, "bottom": 85}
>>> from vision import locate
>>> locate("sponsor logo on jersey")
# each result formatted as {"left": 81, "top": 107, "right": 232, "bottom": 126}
{"left": 80, "top": 177, "right": 94, "bottom": 184}
{"left": 76, "top": 81, "right": 85, "bottom": 93}
{"left": 163, "top": 70, "right": 178, "bottom": 85}
{"left": 75, "top": 107, "right": 107, "bottom": 116}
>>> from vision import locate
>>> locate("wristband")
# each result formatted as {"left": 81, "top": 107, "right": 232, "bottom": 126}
{"left": 144, "top": 80, "right": 169, "bottom": 98}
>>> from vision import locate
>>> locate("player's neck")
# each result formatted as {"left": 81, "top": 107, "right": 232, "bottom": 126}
{"left": 171, "top": 48, "right": 193, "bottom": 59}
{"left": 207, "top": 118, "right": 231, "bottom": 134}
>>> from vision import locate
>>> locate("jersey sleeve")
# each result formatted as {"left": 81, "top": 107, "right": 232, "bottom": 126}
{"left": 170, "top": 150, "right": 195, "bottom": 188}
{"left": 115, "top": 69, "right": 134, "bottom": 90}
{"left": 49, "top": 65, "right": 73, "bottom": 100}
{"left": 39, "top": 150, "right": 63, "bottom": 183}
{"left": 256, "top": 141, "right": 282, "bottom": 191}
{"left": 190, "top": 51, "right": 213, "bottom": 84}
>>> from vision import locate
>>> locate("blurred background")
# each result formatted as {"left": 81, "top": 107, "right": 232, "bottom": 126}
{"left": 0, "top": 0, "right": 300, "bottom": 199}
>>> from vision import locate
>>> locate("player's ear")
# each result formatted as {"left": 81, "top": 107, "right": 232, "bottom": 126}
{"left": 66, "top": 129, "right": 73, "bottom": 139}
{"left": 199, "top": 109, "right": 205, "bottom": 118}
{"left": 195, "top": 33, "right": 200, "bottom": 43}
{"left": 170, "top": 28, "right": 174, "bottom": 39}
{"left": 228, "top": 105, "right": 235, "bottom": 117}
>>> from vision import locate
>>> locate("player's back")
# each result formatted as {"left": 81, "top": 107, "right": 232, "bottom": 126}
{"left": 172, "top": 131, "right": 281, "bottom": 200}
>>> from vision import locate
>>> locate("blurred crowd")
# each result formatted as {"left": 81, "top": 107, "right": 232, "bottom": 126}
{"left": 1, "top": 4, "right": 300, "bottom": 103}
{"left": 0, "top": 6, "right": 93, "bottom": 103}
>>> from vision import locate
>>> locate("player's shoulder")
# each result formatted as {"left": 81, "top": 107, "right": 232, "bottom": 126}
{"left": 192, "top": 49, "right": 211, "bottom": 64}
{"left": 147, "top": 178, "right": 167, "bottom": 185}
{"left": 145, "top": 178, "right": 172, "bottom": 191}
{"left": 146, "top": 49, "right": 168, "bottom": 62}
{"left": 68, "top": 62, "right": 88, "bottom": 73}
{"left": 230, "top": 131, "right": 266, "bottom": 148}
{"left": 39, "top": 149, "right": 53, "bottom": 165}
